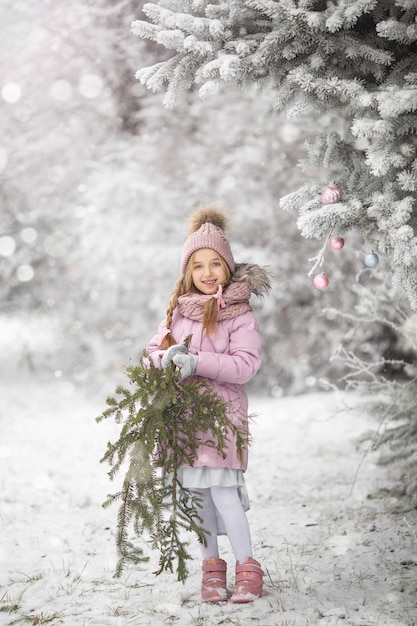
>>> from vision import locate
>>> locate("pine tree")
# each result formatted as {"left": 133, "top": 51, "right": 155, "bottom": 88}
{"left": 97, "top": 345, "right": 248, "bottom": 581}
{"left": 132, "top": 0, "right": 417, "bottom": 309}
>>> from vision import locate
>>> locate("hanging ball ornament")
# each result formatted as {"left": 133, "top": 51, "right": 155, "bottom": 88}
{"left": 313, "top": 273, "right": 329, "bottom": 290}
{"left": 329, "top": 236, "right": 345, "bottom": 250}
{"left": 320, "top": 185, "right": 342, "bottom": 204}
{"left": 364, "top": 251, "right": 379, "bottom": 267}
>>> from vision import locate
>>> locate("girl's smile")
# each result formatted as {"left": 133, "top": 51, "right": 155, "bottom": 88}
{"left": 191, "top": 248, "right": 227, "bottom": 295}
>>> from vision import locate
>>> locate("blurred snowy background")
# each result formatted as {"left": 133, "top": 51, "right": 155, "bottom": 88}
{"left": 2, "top": 5, "right": 417, "bottom": 623}
{"left": 0, "top": 0, "right": 402, "bottom": 397}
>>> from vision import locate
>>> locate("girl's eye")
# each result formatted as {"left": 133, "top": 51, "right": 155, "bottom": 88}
{"left": 212, "top": 262, "right": 220, "bottom": 267}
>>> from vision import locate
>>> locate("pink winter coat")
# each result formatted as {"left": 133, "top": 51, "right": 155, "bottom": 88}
{"left": 146, "top": 263, "right": 271, "bottom": 473}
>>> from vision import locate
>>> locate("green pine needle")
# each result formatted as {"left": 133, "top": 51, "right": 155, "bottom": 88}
{"left": 97, "top": 346, "right": 248, "bottom": 582}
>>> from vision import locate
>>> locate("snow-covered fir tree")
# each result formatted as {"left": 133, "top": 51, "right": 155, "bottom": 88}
{"left": 132, "top": 0, "right": 417, "bottom": 309}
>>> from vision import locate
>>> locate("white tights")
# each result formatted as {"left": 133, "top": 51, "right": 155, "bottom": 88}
{"left": 197, "top": 486, "right": 253, "bottom": 564}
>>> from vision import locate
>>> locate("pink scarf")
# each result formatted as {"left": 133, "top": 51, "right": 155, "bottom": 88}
{"left": 178, "top": 283, "right": 252, "bottom": 322}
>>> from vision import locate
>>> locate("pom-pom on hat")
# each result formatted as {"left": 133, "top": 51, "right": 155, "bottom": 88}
{"left": 180, "top": 207, "right": 235, "bottom": 275}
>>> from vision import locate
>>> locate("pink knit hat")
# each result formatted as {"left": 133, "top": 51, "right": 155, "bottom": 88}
{"left": 180, "top": 207, "right": 235, "bottom": 275}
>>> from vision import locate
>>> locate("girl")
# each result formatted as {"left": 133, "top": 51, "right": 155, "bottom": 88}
{"left": 146, "top": 207, "right": 271, "bottom": 604}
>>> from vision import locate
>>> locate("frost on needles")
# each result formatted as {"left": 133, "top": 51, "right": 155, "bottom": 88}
{"left": 132, "top": 0, "right": 417, "bottom": 310}
{"left": 97, "top": 342, "right": 248, "bottom": 582}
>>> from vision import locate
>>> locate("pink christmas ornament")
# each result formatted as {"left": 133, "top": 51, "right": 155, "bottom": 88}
{"left": 329, "top": 236, "right": 345, "bottom": 250}
{"left": 320, "top": 185, "right": 342, "bottom": 204}
{"left": 313, "top": 273, "right": 329, "bottom": 290}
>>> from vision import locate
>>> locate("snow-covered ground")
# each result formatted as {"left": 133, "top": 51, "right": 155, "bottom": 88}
{"left": 1, "top": 375, "right": 416, "bottom": 625}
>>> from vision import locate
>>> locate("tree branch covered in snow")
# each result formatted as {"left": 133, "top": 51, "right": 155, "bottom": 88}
{"left": 132, "top": 0, "right": 417, "bottom": 310}
{"left": 329, "top": 290, "right": 417, "bottom": 506}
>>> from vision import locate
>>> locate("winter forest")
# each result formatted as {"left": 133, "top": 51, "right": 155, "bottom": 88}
{"left": 1, "top": 1, "right": 417, "bottom": 624}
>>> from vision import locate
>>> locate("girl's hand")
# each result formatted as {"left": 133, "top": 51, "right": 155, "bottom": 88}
{"left": 172, "top": 354, "right": 199, "bottom": 380}
{"left": 161, "top": 344, "right": 188, "bottom": 369}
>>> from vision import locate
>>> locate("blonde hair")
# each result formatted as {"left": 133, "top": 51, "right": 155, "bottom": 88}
{"left": 159, "top": 252, "right": 231, "bottom": 349}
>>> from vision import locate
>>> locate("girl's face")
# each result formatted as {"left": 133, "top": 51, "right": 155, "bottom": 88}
{"left": 191, "top": 248, "right": 228, "bottom": 295}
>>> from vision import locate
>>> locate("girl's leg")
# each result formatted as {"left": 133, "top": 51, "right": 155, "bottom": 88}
{"left": 209, "top": 485, "right": 253, "bottom": 564}
{"left": 196, "top": 488, "right": 220, "bottom": 559}
{"left": 210, "top": 485, "right": 264, "bottom": 603}
{"left": 196, "top": 488, "right": 228, "bottom": 603}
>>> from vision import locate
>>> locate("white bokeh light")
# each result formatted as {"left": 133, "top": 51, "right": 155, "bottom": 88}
{"left": 17, "top": 264, "right": 34, "bottom": 282}
{"left": 78, "top": 73, "right": 103, "bottom": 99}
{"left": 0, "top": 235, "right": 16, "bottom": 256}
{"left": 2, "top": 82, "right": 21, "bottom": 103}
{"left": 20, "top": 227, "right": 38, "bottom": 243}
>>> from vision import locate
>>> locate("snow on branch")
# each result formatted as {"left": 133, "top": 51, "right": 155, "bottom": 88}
{"left": 136, "top": 57, "right": 173, "bottom": 92}
{"left": 163, "top": 56, "right": 201, "bottom": 107}
{"left": 398, "top": 167, "right": 417, "bottom": 193}
{"left": 395, "top": 0, "right": 417, "bottom": 8}
{"left": 157, "top": 29, "right": 186, "bottom": 51}
{"left": 351, "top": 117, "right": 395, "bottom": 138}
{"left": 366, "top": 195, "right": 414, "bottom": 242}
{"left": 243, "top": 0, "right": 283, "bottom": 20}
{"left": 342, "top": 37, "right": 394, "bottom": 68}
{"left": 131, "top": 19, "right": 161, "bottom": 43}
{"left": 342, "top": 0, "right": 378, "bottom": 28}
{"left": 183, "top": 35, "right": 214, "bottom": 56}
{"left": 196, "top": 54, "right": 242, "bottom": 83}
{"left": 395, "top": 265, "right": 417, "bottom": 310}
{"left": 297, "top": 198, "right": 365, "bottom": 240}
{"left": 279, "top": 184, "right": 321, "bottom": 212}
{"left": 142, "top": 2, "right": 216, "bottom": 38}
{"left": 377, "top": 19, "right": 417, "bottom": 45}
{"left": 365, "top": 140, "right": 413, "bottom": 177}
{"left": 198, "top": 79, "right": 221, "bottom": 98}
{"left": 325, "top": 0, "right": 378, "bottom": 33}
{"left": 288, "top": 66, "right": 366, "bottom": 105}
{"left": 376, "top": 87, "right": 417, "bottom": 118}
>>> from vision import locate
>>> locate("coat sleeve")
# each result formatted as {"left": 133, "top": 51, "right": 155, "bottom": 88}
{"left": 194, "top": 311, "right": 261, "bottom": 384}
{"left": 146, "top": 320, "right": 168, "bottom": 367}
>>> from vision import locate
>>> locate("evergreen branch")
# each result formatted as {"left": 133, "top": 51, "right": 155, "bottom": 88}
{"left": 97, "top": 348, "right": 248, "bottom": 581}
{"left": 307, "top": 230, "right": 333, "bottom": 277}
{"left": 349, "top": 373, "right": 417, "bottom": 497}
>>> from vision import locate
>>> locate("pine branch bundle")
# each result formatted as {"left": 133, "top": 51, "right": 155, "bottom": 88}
{"left": 97, "top": 345, "right": 248, "bottom": 581}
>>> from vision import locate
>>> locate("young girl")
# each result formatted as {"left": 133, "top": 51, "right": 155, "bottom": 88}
{"left": 146, "top": 207, "right": 271, "bottom": 604}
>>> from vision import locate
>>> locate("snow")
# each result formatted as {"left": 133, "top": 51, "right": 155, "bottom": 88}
{"left": 1, "top": 376, "right": 416, "bottom": 625}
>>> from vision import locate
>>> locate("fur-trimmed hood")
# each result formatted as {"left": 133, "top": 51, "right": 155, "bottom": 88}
{"left": 177, "top": 262, "right": 272, "bottom": 323}
{"left": 232, "top": 262, "right": 272, "bottom": 297}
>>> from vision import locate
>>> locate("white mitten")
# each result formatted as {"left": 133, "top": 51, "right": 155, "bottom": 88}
{"left": 161, "top": 344, "right": 188, "bottom": 369}
{"left": 172, "top": 353, "right": 199, "bottom": 380}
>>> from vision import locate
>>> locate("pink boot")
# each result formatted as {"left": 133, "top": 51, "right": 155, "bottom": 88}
{"left": 231, "top": 557, "right": 264, "bottom": 604}
{"left": 201, "top": 558, "right": 228, "bottom": 603}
